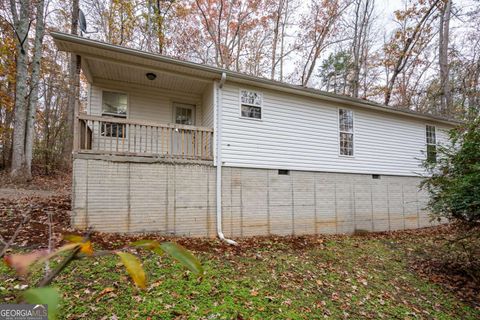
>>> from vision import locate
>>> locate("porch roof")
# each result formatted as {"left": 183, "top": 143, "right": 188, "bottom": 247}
{"left": 51, "top": 32, "right": 459, "bottom": 126}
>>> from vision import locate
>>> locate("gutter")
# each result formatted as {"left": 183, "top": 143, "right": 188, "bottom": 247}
{"left": 215, "top": 72, "right": 237, "bottom": 246}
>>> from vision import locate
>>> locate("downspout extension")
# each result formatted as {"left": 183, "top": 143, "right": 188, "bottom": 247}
{"left": 216, "top": 72, "right": 238, "bottom": 246}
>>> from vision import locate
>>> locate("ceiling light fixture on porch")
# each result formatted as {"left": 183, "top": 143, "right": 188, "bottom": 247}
{"left": 146, "top": 72, "right": 157, "bottom": 80}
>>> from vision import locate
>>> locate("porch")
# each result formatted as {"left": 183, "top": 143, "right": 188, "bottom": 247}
{"left": 76, "top": 114, "right": 214, "bottom": 161}
{"left": 66, "top": 39, "right": 220, "bottom": 163}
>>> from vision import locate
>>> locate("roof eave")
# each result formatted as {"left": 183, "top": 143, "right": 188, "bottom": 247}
{"left": 50, "top": 31, "right": 460, "bottom": 126}
{"left": 224, "top": 74, "right": 460, "bottom": 126}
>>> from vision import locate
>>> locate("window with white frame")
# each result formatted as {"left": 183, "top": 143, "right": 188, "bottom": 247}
{"left": 240, "top": 89, "right": 262, "bottom": 119}
{"left": 102, "top": 91, "right": 127, "bottom": 117}
{"left": 339, "top": 109, "right": 354, "bottom": 156}
{"left": 426, "top": 125, "right": 436, "bottom": 163}
{"left": 102, "top": 91, "right": 127, "bottom": 137}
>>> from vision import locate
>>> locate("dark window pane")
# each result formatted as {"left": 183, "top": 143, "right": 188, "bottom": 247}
{"left": 241, "top": 105, "right": 262, "bottom": 119}
{"left": 339, "top": 109, "right": 353, "bottom": 133}
{"left": 175, "top": 107, "right": 193, "bottom": 125}
{"left": 426, "top": 125, "right": 436, "bottom": 144}
{"left": 427, "top": 144, "right": 437, "bottom": 163}
{"left": 102, "top": 91, "right": 127, "bottom": 117}
{"left": 340, "top": 132, "right": 354, "bottom": 156}
{"left": 102, "top": 123, "right": 126, "bottom": 138}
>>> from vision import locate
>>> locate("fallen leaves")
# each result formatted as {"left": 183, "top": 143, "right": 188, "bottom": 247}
{"left": 96, "top": 287, "right": 115, "bottom": 302}
{"left": 0, "top": 194, "right": 72, "bottom": 249}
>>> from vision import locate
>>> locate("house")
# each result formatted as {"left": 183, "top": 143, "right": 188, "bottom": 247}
{"left": 51, "top": 32, "right": 456, "bottom": 240}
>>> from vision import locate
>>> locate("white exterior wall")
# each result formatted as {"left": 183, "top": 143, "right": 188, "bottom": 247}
{"left": 220, "top": 82, "right": 452, "bottom": 176}
{"left": 201, "top": 83, "right": 214, "bottom": 128}
{"left": 89, "top": 79, "right": 209, "bottom": 126}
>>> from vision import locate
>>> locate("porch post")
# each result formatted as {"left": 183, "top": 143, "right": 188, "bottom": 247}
{"left": 72, "top": 55, "right": 81, "bottom": 153}
{"left": 73, "top": 101, "right": 79, "bottom": 152}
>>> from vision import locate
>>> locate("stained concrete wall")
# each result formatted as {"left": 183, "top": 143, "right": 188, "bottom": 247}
{"left": 220, "top": 168, "right": 436, "bottom": 237}
{"left": 72, "top": 157, "right": 437, "bottom": 236}
{"left": 72, "top": 157, "right": 216, "bottom": 236}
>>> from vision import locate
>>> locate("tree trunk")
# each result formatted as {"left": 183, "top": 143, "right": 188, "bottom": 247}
{"left": 25, "top": 0, "right": 46, "bottom": 176}
{"left": 64, "top": 0, "right": 80, "bottom": 166}
{"left": 1, "top": 79, "right": 14, "bottom": 169}
{"left": 351, "top": 0, "right": 361, "bottom": 97}
{"left": 439, "top": 0, "right": 452, "bottom": 115}
{"left": 351, "top": 0, "right": 373, "bottom": 98}
{"left": 384, "top": 0, "right": 440, "bottom": 106}
{"left": 271, "top": 0, "right": 284, "bottom": 80}
{"left": 10, "top": 0, "right": 31, "bottom": 181}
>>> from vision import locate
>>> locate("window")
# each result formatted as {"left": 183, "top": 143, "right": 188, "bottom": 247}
{"left": 102, "top": 122, "right": 126, "bottom": 138}
{"left": 173, "top": 103, "right": 195, "bottom": 125}
{"left": 278, "top": 169, "right": 290, "bottom": 175}
{"left": 339, "top": 109, "right": 354, "bottom": 156}
{"left": 102, "top": 91, "right": 127, "bottom": 137}
{"left": 102, "top": 91, "right": 127, "bottom": 117}
{"left": 426, "top": 125, "right": 436, "bottom": 163}
{"left": 240, "top": 89, "right": 262, "bottom": 119}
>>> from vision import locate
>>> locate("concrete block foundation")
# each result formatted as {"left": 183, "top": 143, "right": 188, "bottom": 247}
{"left": 72, "top": 157, "right": 437, "bottom": 237}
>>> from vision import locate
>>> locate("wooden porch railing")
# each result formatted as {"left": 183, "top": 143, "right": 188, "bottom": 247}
{"left": 76, "top": 114, "right": 214, "bottom": 161}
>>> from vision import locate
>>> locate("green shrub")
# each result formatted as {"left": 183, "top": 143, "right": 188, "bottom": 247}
{"left": 421, "top": 115, "right": 480, "bottom": 225}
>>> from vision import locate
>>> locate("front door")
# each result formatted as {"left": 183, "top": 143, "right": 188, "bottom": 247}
{"left": 172, "top": 103, "right": 196, "bottom": 157}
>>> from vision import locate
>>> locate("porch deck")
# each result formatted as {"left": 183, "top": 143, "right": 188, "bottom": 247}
{"left": 76, "top": 113, "right": 214, "bottom": 161}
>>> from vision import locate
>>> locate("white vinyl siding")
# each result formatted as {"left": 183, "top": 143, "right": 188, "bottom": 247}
{"left": 220, "top": 83, "right": 451, "bottom": 176}
{"left": 201, "top": 83, "right": 214, "bottom": 127}
{"left": 89, "top": 79, "right": 206, "bottom": 126}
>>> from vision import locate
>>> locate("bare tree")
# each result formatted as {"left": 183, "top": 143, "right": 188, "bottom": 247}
{"left": 298, "top": 0, "right": 350, "bottom": 87}
{"left": 278, "top": 0, "right": 290, "bottom": 81}
{"left": 438, "top": 0, "right": 452, "bottom": 115}
{"left": 0, "top": 20, "right": 16, "bottom": 169}
{"left": 350, "top": 0, "right": 375, "bottom": 98}
{"left": 150, "top": 0, "right": 175, "bottom": 54}
{"left": 10, "top": 0, "right": 31, "bottom": 180}
{"left": 64, "top": 0, "right": 80, "bottom": 164}
{"left": 25, "top": 0, "right": 46, "bottom": 175}
{"left": 384, "top": 0, "right": 440, "bottom": 106}
{"left": 194, "top": 0, "right": 262, "bottom": 70}
{"left": 271, "top": 0, "right": 285, "bottom": 80}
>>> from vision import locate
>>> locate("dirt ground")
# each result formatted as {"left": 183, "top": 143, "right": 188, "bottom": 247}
{"left": 0, "top": 188, "right": 66, "bottom": 200}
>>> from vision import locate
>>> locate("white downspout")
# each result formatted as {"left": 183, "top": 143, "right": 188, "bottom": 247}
{"left": 215, "top": 72, "right": 238, "bottom": 245}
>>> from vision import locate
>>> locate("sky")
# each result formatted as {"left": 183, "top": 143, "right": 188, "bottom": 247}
{"left": 377, "top": 0, "right": 478, "bottom": 32}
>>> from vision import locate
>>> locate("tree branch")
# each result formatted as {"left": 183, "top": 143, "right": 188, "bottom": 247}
{"left": 36, "top": 228, "right": 93, "bottom": 288}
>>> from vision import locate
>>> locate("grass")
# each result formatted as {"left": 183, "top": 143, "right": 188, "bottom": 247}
{"left": 1, "top": 232, "right": 479, "bottom": 319}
